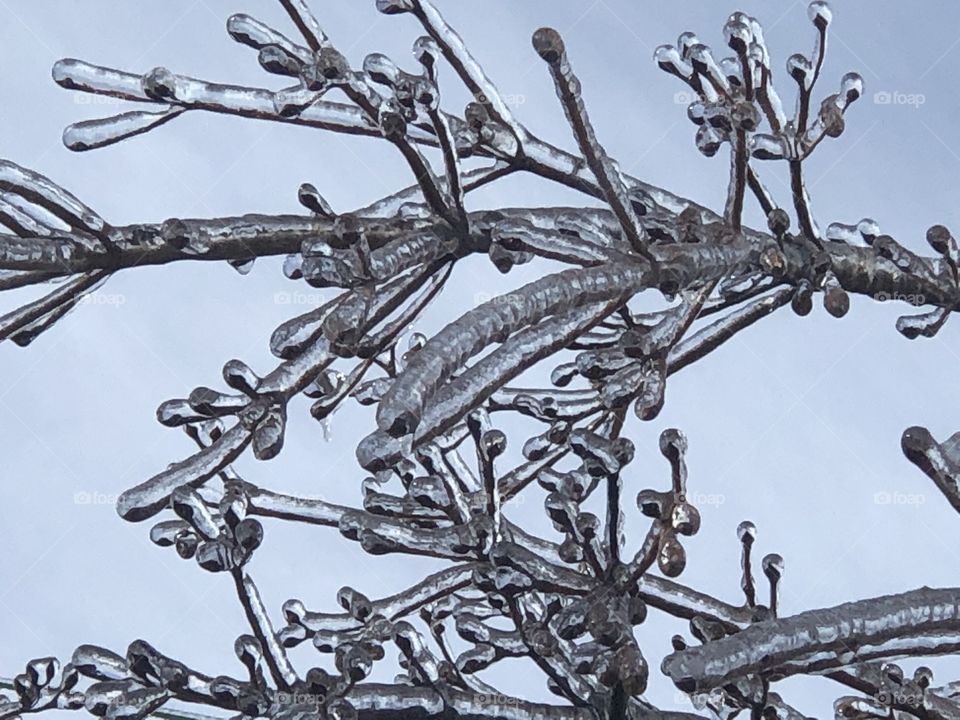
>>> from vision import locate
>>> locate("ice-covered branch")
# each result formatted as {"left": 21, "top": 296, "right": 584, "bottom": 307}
{"left": 662, "top": 586, "right": 960, "bottom": 693}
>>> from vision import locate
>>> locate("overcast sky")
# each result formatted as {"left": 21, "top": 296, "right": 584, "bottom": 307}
{"left": 2, "top": 1, "right": 960, "bottom": 717}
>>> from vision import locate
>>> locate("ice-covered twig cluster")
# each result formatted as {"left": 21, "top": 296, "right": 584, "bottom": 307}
{"left": 3, "top": 1, "right": 960, "bottom": 719}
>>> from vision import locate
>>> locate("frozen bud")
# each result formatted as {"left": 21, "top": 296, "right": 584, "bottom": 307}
{"left": 720, "top": 57, "right": 743, "bottom": 87}
{"left": 363, "top": 53, "right": 400, "bottom": 88}
{"left": 659, "top": 428, "right": 688, "bottom": 461}
{"left": 376, "top": 0, "right": 414, "bottom": 14}
{"left": 175, "top": 532, "right": 198, "bottom": 559}
{"left": 677, "top": 32, "right": 700, "bottom": 59}
{"left": 750, "top": 133, "right": 788, "bottom": 161}
{"left": 234, "top": 636, "right": 262, "bottom": 672}
{"left": 671, "top": 634, "right": 687, "bottom": 651}
{"left": 337, "top": 587, "right": 373, "bottom": 621}
{"left": 196, "top": 540, "right": 233, "bottom": 572}
{"left": 408, "top": 475, "right": 451, "bottom": 510}
{"left": 481, "top": 429, "right": 507, "bottom": 461}
{"left": 223, "top": 359, "right": 260, "bottom": 396}
{"left": 840, "top": 72, "right": 864, "bottom": 104}
{"left": 767, "top": 208, "right": 791, "bottom": 237}
{"left": 762, "top": 553, "right": 784, "bottom": 580}
{"left": 926, "top": 224, "right": 956, "bottom": 256}
{"left": 258, "top": 45, "right": 302, "bottom": 77}
{"left": 532, "top": 27, "right": 565, "bottom": 65}
{"left": 759, "top": 247, "right": 787, "bottom": 277}
{"left": 150, "top": 520, "right": 190, "bottom": 547}
{"left": 695, "top": 125, "right": 725, "bottom": 157}
{"left": 823, "top": 273, "right": 849, "bottom": 318}
{"left": 913, "top": 666, "right": 933, "bottom": 689}
{"left": 637, "top": 489, "right": 667, "bottom": 519}
{"left": 654, "top": 45, "right": 686, "bottom": 76}
{"left": 819, "top": 96, "right": 845, "bottom": 138}
{"left": 731, "top": 101, "right": 759, "bottom": 131}
{"left": 298, "top": 182, "right": 336, "bottom": 218}
{"left": 252, "top": 405, "right": 286, "bottom": 460}
{"left": 808, "top": 1, "right": 833, "bottom": 30}
{"left": 792, "top": 279, "right": 814, "bottom": 316}
{"left": 26, "top": 658, "right": 58, "bottom": 687}
{"left": 234, "top": 517, "right": 264, "bottom": 553}
{"left": 378, "top": 109, "right": 407, "bottom": 140}
{"left": 881, "top": 662, "right": 904, "bottom": 686}
{"left": 737, "top": 520, "right": 757, "bottom": 544}
{"left": 658, "top": 535, "right": 686, "bottom": 577}
{"left": 171, "top": 487, "right": 219, "bottom": 540}
{"left": 558, "top": 537, "right": 584, "bottom": 563}
{"left": 142, "top": 67, "right": 178, "bottom": 101}
{"left": 857, "top": 218, "right": 880, "bottom": 245}
{"left": 724, "top": 19, "right": 753, "bottom": 54}
{"left": 550, "top": 362, "right": 578, "bottom": 387}
{"left": 786, "top": 53, "right": 812, "bottom": 87}
{"left": 687, "top": 100, "right": 707, "bottom": 125}
{"left": 671, "top": 503, "right": 701, "bottom": 536}
{"left": 413, "top": 36, "right": 440, "bottom": 81}
{"left": 464, "top": 101, "right": 490, "bottom": 131}
{"left": 220, "top": 489, "right": 248, "bottom": 529}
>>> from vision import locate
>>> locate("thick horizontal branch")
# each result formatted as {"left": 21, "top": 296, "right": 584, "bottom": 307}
{"left": 661, "top": 586, "right": 960, "bottom": 692}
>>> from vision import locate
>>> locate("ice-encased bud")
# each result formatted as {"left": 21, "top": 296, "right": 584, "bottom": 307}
{"left": 857, "top": 218, "right": 880, "bottom": 244}
{"left": 659, "top": 428, "right": 687, "bottom": 461}
{"left": 298, "top": 182, "right": 336, "bottom": 218}
{"left": 376, "top": 0, "right": 414, "bottom": 14}
{"left": 363, "top": 53, "right": 400, "bottom": 88}
{"left": 258, "top": 46, "right": 302, "bottom": 77}
{"left": 677, "top": 32, "right": 700, "bottom": 59}
{"left": 671, "top": 502, "right": 700, "bottom": 536}
{"left": 142, "top": 67, "right": 178, "bottom": 101}
{"left": 808, "top": 1, "right": 833, "bottom": 30}
{"left": 658, "top": 535, "right": 686, "bottom": 577}
{"left": 481, "top": 429, "right": 507, "bottom": 461}
{"left": 732, "top": 101, "right": 759, "bottom": 131}
{"left": 724, "top": 20, "right": 753, "bottom": 54}
{"left": 737, "top": 520, "right": 757, "bottom": 543}
{"left": 786, "top": 53, "right": 812, "bottom": 87}
{"left": 654, "top": 45, "right": 685, "bottom": 75}
{"left": 819, "top": 96, "right": 845, "bottom": 138}
{"left": 532, "top": 27, "right": 565, "bottom": 65}
{"left": 792, "top": 279, "right": 814, "bottom": 316}
{"left": 750, "top": 133, "right": 788, "bottom": 160}
{"left": 840, "top": 72, "right": 864, "bottom": 103}
{"left": 926, "top": 224, "right": 955, "bottom": 256}
{"left": 767, "top": 208, "right": 791, "bottom": 236}
{"left": 762, "top": 553, "right": 784, "bottom": 580}
{"left": 413, "top": 36, "right": 440, "bottom": 81}
{"left": 378, "top": 109, "right": 408, "bottom": 140}
{"left": 223, "top": 359, "right": 260, "bottom": 396}
{"left": 695, "top": 126, "right": 725, "bottom": 157}
{"left": 914, "top": 666, "right": 933, "bottom": 688}
{"left": 337, "top": 586, "right": 373, "bottom": 621}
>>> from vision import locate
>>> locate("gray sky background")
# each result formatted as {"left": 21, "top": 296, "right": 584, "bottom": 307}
{"left": 2, "top": 1, "right": 960, "bottom": 717}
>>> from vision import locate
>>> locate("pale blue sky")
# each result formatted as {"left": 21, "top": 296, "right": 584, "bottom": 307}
{"left": 2, "top": 1, "right": 960, "bottom": 717}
